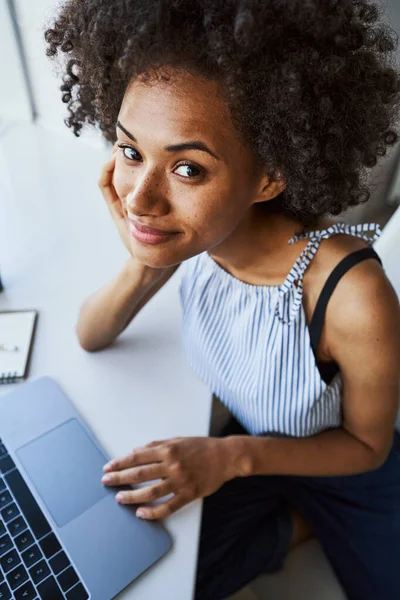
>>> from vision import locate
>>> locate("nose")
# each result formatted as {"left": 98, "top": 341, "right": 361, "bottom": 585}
{"left": 125, "top": 171, "right": 169, "bottom": 218}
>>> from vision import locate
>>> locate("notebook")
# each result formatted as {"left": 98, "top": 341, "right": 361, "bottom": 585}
{"left": 0, "top": 310, "right": 38, "bottom": 383}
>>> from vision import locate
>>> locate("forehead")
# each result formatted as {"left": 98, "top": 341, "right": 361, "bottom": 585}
{"left": 118, "top": 70, "right": 244, "bottom": 155}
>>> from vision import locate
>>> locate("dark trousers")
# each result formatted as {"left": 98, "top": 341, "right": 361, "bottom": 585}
{"left": 194, "top": 419, "right": 400, "bottom": 600}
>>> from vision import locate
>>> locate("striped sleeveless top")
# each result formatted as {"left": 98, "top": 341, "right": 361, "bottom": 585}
{"left": 179, "top": 222, "right": 383, "bottom": 437}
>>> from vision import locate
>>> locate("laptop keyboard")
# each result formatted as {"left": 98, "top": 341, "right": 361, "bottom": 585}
{"left": 0, "top": 439, "right": 89, "bottom": 600}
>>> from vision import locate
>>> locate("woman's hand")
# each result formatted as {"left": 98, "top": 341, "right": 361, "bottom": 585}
{"left": 101, "top": 437, "right": 239, "bottom": 520}
{"left": 98, "top": 143, "right": 131, "bottom": 253}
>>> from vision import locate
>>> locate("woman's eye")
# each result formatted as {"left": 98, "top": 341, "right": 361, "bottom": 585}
{"left": 118, "top": 146, "right": 203, "bottom": 179}
{"left": 119, "top": 145, "right": 142, "bottom": 162}
{"left": 175, "top": 163, "right": 202, "bottom": 178}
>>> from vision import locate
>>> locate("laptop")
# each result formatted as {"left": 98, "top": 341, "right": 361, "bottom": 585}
{"left": 0, "top": 376, "right": 172, "bottom": 600}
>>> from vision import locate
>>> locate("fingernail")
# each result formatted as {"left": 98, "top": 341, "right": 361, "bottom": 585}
{"left": 103, "top": 463, "right": 112, "bottom": 472}
{"left": 102, "top": 475, "right": 111, "bottom": 483}
{"left": 116, "top": 493, "right": 124, "bottom": 502}
{"left": 136, "top": 509, "right": 146, "bottom": 518}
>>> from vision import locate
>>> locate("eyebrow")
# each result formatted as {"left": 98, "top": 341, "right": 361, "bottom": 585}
{"left": 116, "top": 120, "right": 220, "bottom": 161}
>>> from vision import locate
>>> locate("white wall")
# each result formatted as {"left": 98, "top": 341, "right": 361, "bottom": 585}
{"left": 14, "top": 0, "right": 68, "bottom": 134}
{"left": 0, "top": 0, "right": 32, "bottom": 127}
{"left": 13, "top": 0, "right": 104, "bottom": 147}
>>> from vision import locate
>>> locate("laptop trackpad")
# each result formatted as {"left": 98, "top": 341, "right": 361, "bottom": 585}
{"left": 16, "top": 418, "right": 110, "bottom": 528}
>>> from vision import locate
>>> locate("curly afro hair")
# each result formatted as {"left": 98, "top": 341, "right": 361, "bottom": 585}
{"left": 45, "top": 0, "right": 400, "bottom": 224}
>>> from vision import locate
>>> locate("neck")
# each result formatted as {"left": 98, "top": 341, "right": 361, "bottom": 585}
{"left": 208, "top": 202, "right": 307, "bottom": 282}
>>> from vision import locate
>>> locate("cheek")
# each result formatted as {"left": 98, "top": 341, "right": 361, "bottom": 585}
{"left": 191, "top": 188, "right": 243, "bottom": 236}
{"left": 181, "top": 198, "right": 242, "bottom": 251}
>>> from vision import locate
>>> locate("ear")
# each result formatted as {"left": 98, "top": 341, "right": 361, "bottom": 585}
{"left": 252, "top": 172, "right": 286, "bottom": 205}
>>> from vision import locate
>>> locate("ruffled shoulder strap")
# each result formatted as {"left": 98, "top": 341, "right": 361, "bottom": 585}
{"left": 288, "top": 222, "right": 382, "bottom": 246}
{"left": 275, "top": 222, "right": 382, "bottom": 325}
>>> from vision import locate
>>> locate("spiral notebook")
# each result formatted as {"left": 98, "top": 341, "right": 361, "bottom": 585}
{"left": 0, "top": 310, "right": 38, "bottom": 383}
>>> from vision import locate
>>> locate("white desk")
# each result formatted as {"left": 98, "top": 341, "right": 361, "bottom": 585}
{"left": 0, "top": 123, "right": 212, "bottom": 599}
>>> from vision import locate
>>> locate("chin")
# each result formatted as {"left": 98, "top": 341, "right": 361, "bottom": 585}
{"left": 130, "top": 247, "right": 179, "bottom": 269}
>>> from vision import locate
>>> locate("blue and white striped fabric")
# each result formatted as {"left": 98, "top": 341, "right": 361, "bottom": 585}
{"left": 179, "top": 222, "right": 382, "bottom": 437}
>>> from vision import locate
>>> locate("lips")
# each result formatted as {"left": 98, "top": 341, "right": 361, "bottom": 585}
{"left": 129, "top": 218, "right": 177, "bottom": 236}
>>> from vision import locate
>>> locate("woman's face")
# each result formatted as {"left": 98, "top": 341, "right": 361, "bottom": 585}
{"left": 113, "top": 69, "right": 280, "bottom": 268}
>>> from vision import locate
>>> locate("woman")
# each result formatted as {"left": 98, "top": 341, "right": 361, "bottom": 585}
{"left": 46, "top": 1, "right": 400, "bottom": 598}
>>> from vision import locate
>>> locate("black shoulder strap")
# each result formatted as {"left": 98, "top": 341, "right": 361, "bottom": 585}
{"left": 309, "top": 247, "right": 382, "bottom": 354}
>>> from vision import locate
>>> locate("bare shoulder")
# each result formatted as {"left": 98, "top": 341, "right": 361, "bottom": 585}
{"left": 303, "top": 219, "right": 399, "bottom": 361}
{"left": 304, "top": 222, "right": 374, "bottom": 306}
{"left": 326, "top": 251, "right": 399, "bottom": 343}
{"left": 325, "top": 245, "right": 400, "bottom": 388}
{"left": 313, "top": 234, "right": 381, "bottom": 288}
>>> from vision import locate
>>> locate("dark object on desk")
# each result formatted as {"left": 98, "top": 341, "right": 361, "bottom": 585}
{"left": 0, "top": 273, "right": 3, "bottom": 292}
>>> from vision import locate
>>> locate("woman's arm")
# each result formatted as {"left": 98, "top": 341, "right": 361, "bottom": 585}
{"left": 227, "top": 259, "right": 400, "bottom": 479}
{"left": 76, "top": 257, "right": 180, "bottom": 352}
{"left": 98, "top": 258, "right": 400, "bottom": 520}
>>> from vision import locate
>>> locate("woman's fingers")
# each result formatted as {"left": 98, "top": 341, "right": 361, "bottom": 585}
{"left": 102, "top": 463, "right": 165, "bottom": 486}
{"left": 115, "top": 481, "right": 173, "bottom": 506}
{"left": 135, "top": 494, "right": 188, "bottom": 520}
{"left": 98, "top": 153, "right": 125, "bottom": 221}
{"left": 97, "top": 144, "right": 132, "bottom": 253}
{"left": 98, "top": 150, "right": 116, "bottom": 180}
{"left": 98, "top": 154, "right": 118, "bottom": 200}
{"left": 103, "top": 445, "right": 165, "bottom": 473}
